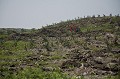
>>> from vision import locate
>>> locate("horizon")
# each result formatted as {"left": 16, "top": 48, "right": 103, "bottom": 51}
{"left": 0, "top": 0, "right": 120, "bottom": 29}
{"left": 0, "top": 14, "right": 119, "bottom": 29}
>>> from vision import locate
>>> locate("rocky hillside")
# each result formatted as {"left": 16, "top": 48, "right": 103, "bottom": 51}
{"left": 0, "top": 15, "right": 120, "bottom": 79}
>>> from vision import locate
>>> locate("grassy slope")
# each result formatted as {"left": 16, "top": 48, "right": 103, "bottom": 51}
{"left": 0, "top": 15, "right": 120, "bottom": 79}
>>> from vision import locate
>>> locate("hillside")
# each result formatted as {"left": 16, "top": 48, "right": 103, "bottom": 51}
{"left": 0, "top": 15, "right": 120, "bottom": 79}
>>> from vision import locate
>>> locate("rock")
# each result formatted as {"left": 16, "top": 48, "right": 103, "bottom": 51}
{"left": 94, "top": 57, "right": 104, "bottom": 64}
{"left": 74, "top": 67, "right": 93, "bottom": 76}
{"left": 61, "top": 60, "right": 81, "bottom": 69}
{"left": 10, "top": 64, "right": 15, "bottom": 67}
{"left": 107, "top": 63, "right": 119, "bottom": 72}
{"left": 111, "top": 49, "right": 120, "bottom": 54}
{"left": 42, "top": 67, "right": 54, "bottom": 71}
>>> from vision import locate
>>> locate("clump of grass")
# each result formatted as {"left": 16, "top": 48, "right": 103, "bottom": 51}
{"left": 1, "top": 67, "right": 72, "bottom": 79}
{"left": 105, "top": 74, "right": 120, "bottom": 79}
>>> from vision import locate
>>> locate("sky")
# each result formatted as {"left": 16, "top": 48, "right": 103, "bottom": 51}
{"left": 0, "top": 0, "right": 120, "bottom": 29}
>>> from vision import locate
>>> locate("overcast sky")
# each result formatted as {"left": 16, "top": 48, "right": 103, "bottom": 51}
{"left": 0, "top": 0, "right": 120, "bottom": 29}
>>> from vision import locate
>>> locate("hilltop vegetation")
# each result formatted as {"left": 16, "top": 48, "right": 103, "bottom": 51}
{"left": 0, "top": 15, "right": 120, "bottom": 79}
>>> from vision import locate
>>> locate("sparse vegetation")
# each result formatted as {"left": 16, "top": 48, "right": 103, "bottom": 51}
{"left": 0, "top": 15, "right": 120, "bottom": 79}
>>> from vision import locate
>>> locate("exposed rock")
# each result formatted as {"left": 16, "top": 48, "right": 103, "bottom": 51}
{"left": 41, "top": 67, "right": 54, "bottom": 71}
{"left": 61, "top": 60, "right": 81, "bottom": 69}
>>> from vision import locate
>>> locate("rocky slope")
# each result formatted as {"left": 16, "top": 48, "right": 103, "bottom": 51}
{"left": 0, "top": 15, "right": 120, "bottom": 79}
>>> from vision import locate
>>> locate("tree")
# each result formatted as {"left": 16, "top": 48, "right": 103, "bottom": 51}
{"left": 110, "top": 14, "right": 112, "bottom": 17}
{"left": 92, "top": 15, "right": 95, "bottom": 18}
{"left": 98, "top": 15, "right": 100, "bottom": 17}
{"left": 103, "top": 14, "right": 105, "bottom": 17}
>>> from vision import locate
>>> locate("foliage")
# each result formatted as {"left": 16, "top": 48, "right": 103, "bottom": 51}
{"left": 1, "top": 67, "right": 71, "bottom": 79}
